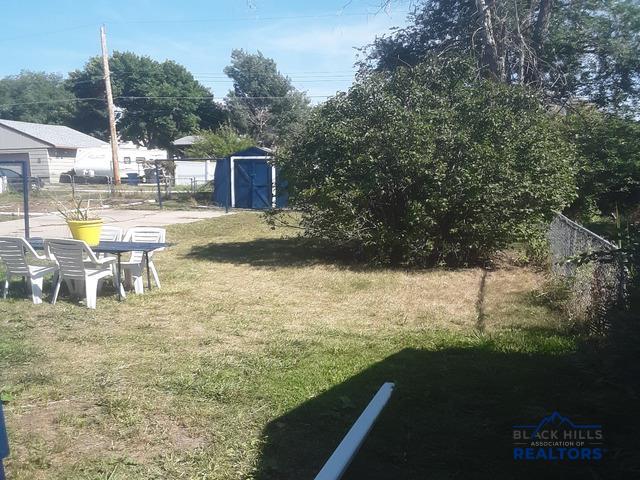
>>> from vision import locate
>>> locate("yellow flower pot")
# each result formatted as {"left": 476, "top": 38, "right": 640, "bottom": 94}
{"left": 67, "top": 219, "right": 104, "bottom": 246}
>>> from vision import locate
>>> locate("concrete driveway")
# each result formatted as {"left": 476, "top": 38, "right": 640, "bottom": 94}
{"left": 0, "top": 208, "right": 228, "bottom": 238}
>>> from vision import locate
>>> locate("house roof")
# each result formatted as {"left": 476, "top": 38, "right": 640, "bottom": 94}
{"left": 0, "top": 119, "right": 107, "bottom": 148}
{"left": 172, "top": 135, "right": 202, "bottom": 146}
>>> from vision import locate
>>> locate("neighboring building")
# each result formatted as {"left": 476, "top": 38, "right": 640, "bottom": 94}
{"left": 172, "top": 135, "right": 201, "bottom": 158}
{"left": 0, "top": 119, "right": 168, "bottom": 183}
{"left": 174, "top": 158, "right": 216, "bottom": 187}
{"left": 0, "top": 119, "right": 107, "bottom": 183}
{"left": 172, "top": 135, "right": 215, "bottom": 186}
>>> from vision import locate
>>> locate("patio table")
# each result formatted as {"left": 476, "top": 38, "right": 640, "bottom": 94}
{"left": 27, "top": 238, "right": 169, "bottom": 301}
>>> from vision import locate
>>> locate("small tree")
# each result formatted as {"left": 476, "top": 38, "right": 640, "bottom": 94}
{"left": 224, "top": 49, "right": 310, "bottom": 145}
{"left": 278, "top": 57, "right": 576, "bottom": 266}
{"left": 186, "top": 124, "right": 254, "bottom": 158}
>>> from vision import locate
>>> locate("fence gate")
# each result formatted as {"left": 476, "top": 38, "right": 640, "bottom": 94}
{"left": 233, "top": 159, "right": 272, "bottom": 209}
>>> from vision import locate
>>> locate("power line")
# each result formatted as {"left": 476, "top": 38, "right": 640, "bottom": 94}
{"left": 0, "top": 94, "right": 334, "bottom": 109}
{"left": 20, "top": 72, "right": 357, "bottom": 91}
{"left": 116, "top": 95, "right": 330, "bottom": 100}
{"left": 0, "top": 97, "right": 104, "bottom": 108}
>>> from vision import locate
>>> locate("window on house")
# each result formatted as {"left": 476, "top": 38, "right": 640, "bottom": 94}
{"left": 136, "top": 157, "right": 146, "bottom": 164}
{"left": 124, "top": 157, "right": 131, "bottom": 164}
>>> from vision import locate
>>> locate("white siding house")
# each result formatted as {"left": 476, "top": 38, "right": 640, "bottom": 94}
{"left": 0, "top": 119, "right": 107, "bottom": 183}
{"left": 171, "top": 135, "right": 215, "bottom": 186}
{"left": 174, "top": 159, "right": 216, "bottom": 186}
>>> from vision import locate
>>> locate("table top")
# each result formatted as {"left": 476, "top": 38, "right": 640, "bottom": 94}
{"left": 27, "top": 238, "right": 169, "bottom": 254}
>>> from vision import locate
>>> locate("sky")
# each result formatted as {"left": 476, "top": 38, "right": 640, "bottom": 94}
{"left": 0, "top": 0, "right": 412, "bottom": 102}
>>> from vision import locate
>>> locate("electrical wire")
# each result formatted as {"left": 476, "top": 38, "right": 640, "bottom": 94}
{"left": 0, "top": 94, "right": 334, "bottom": 109}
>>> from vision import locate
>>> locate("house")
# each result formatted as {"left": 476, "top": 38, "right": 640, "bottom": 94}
{"left": 171, "top": 135, "right": 201, "bottom": 158}
{"left": 173, "top": 157, "right": 217, "bottom": 187}
{"left": 171, "top": 135, "right": 215, "bottom": 186}
{"left": 213, "top": 146, "right": 287, "bottom": 209}
{"left": 0, "top": 119, "right": 107, "bottom": 183}
{"left": 0, "top": 119, "right": 168, "bottom": 183}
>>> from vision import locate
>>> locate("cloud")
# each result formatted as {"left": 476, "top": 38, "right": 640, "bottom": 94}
{"left": 258, "top": 14, "right": 402, "bottom": 59}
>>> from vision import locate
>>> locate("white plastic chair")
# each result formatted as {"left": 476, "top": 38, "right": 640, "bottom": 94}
{"left": 0, "top": 237, "right": 58, "bottom": 304}
{"left": 97, "top": 225, "right": 125, "bottom": 295}
{"left": 100, "top": 225, "right": 123, "bottom": 242}
{"left": 121, "top": 227, "right": 165, "bottom": 294}
{"left": 44, "top": 239, "right": 116, "bottom": 309}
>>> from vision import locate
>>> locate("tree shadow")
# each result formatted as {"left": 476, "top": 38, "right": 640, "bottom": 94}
{"left": 186, "top": 237, "right": 334, "bottom": 269}
{"left": 255, "top": 346, "right": 638, "bottom": 480}
{"left": 185, "top": 237, "right": 457, "bottom": 273}
{"left": 185, "top": 237, "right": 396, "bottom": 272}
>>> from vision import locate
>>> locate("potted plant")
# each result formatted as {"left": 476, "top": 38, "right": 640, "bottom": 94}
{"left": 57, "top": 197, "right": 103, "bottom": 246}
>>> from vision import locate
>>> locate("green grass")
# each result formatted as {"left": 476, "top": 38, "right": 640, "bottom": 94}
{"left": 0, "top": 213, "right": 638, "bottom": 479}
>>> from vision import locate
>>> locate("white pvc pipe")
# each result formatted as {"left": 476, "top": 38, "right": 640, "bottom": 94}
{"left": 271, "top": 165, "right": 277, "bottom": 207}
{"left": 314, "top": 382, "right": 395, "bottom": 480}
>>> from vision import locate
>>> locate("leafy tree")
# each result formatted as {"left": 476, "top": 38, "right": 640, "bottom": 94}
{"left": 563, "top": 107, "right": 640, "bottom": 218}
{"left": 224, "top": 49, "right": 310, "bottom": 145}
{"left": 277, "top": 56, "right": 576, "bottom": 266}
{"left": 365, "top": 0, "right": 640, "bottom": 113}
{"left": 68, "top": 52, "right": 226, "bottom": 148}
{"left": 0, "top": 71, "right": 76, "bottom": 124}
{"left": 186, "top": 124, "right": 254, "bottom": 158}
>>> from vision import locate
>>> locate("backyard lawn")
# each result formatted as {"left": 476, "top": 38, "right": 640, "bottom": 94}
{"left": 0, "top": 213, "right": 637, "bottom": 479}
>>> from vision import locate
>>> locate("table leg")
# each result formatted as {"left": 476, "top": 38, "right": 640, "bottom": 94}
{"left": 145, "top": 252, "right": 152, "bottom": 290}
{"left": 117, "top": 253, "right": 122, "bottom": 301}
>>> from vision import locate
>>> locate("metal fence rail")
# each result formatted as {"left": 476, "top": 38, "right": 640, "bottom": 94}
{"left": 548, "top": 213, "right": 626, "bottom": 330}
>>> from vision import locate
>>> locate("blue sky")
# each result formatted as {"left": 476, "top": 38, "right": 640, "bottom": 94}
{"left": 0, "top": 0, "right": 411, "bottom": 101}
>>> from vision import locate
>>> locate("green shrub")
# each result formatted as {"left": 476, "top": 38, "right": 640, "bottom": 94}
{"left": 563, "top": 107, "right": 640, "bottom": 219}
{"left": 186, "top": 124, "right": 253, "bottom": 158}
{"left": 277, "top": 57, "right": 576, "bottom": 266}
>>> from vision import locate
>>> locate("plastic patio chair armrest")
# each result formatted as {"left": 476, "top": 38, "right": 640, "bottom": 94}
{"left": 94, "top": 257, "right": 116, "bottom": 266}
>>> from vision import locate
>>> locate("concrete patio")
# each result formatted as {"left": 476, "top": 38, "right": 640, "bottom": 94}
{"left": 0, "top": 208, "right": 228, "bottom": 238}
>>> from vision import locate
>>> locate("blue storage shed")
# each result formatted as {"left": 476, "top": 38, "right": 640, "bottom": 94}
{"left": 213, "top": 146, "right": 287, "bottom": 209}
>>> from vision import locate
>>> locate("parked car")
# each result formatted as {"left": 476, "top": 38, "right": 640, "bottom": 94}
{"left": 0, "top": 167, "right": 45, "bottom": 192}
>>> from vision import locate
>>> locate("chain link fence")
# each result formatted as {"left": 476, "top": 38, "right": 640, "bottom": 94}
{"left": 548, "top": 213, "right": 626, "bottom": 331}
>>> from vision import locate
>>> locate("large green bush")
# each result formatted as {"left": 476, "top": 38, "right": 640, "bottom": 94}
{"left": 562, "top": 107, "right": 640, "bottom": 220}
{"left": 277, "top": 58, "right": 576, "bottom": 266}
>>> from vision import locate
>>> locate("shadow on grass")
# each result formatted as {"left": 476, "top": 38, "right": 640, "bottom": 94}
{"left": 185, "top": 237, "right": 448, "bottom": 273}
{"left": 186, "top": 237, "right": 353, "bottom": 269}
{"left": 255, "top": 346, "right": 638, "bottom": 480}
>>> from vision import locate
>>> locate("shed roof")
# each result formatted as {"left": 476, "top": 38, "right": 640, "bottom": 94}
{"left": 0, "top": 119, "right": 107, "bottom": 148}
{"left": 172, "top": 135, "right": 202, "bottom": 146}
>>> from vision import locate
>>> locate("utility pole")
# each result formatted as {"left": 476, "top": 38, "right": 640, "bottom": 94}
{"left": 100, "top": 25, "right": 120, "bottom": 185}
